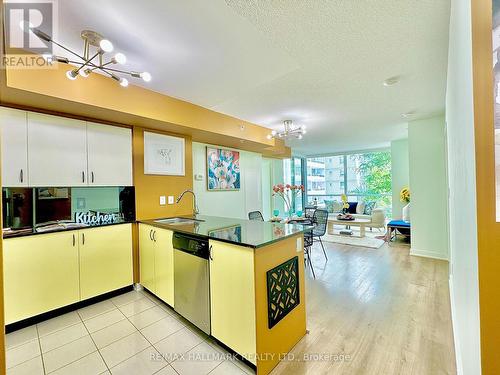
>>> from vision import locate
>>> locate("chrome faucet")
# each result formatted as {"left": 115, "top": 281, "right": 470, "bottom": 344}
{"left": 176, "top": 189, "right": 199, "bottom": 216}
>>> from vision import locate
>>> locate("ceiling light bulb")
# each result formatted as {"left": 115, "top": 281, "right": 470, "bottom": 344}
{"left": 114, "top": 52, "right": 126, "bottom": 64}
{"left": 99, "top": 39, "right": 113, "bottom": 53}
{"left": 140, "top": 72, "right": 152, "bottom": 82}
{"left": 271, "top": 130, "right": 277, "bottom": 136}
{"left": 119, "top": 77, "right": 129, "bottom": 87}
{"left": 79, "top": 69, "right": 89, "bottom": 78}
{"left": 297, "top": 134, "right": 303, "bottom": 140}
{"left": 66, "top": 69, "right": 78, "bottom": 80}
{"left": 266, "top": 134, "right": 273, "bottom": 140}
{"left": 302, "top": 129, "right": 307, "bottom": 134}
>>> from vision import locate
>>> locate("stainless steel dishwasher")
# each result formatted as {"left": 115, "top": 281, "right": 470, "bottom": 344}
{"left": 172, "top": 232, "right": 211, "bottom": 334}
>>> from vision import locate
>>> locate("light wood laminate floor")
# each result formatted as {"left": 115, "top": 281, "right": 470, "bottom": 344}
{"left": 272, "top": 239, "right": 456, "bottom": 375}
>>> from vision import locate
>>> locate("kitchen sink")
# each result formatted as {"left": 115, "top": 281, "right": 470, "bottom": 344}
{"left": 154, "top": 217, "right": 204, "bottom": 225}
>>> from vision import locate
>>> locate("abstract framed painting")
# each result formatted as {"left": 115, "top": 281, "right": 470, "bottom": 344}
{"left": 144, "top": 131, "right": 185, "bottom": 176}
{"left": 206, "top": 147, "right": 240, "bottom": 191}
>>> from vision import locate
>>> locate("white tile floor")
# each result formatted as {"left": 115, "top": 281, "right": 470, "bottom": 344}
{"left": 6, "top": 289, "right": 255, "bottom": 375}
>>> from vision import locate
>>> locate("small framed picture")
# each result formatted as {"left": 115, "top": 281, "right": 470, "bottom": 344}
{"left": 144, "top": 131, "right": 185, "bottom": 176}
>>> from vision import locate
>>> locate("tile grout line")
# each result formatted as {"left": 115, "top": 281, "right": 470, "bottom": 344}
{"left": 107, "top": 302, "right": 179, "bottom": 372}
{"left": 41, "top": 312, "right": 97, "bottom": 374}
{"left": 77, "top": 309, "right": 112, "bottom": 374}
{"left": 45, "top": 350, "right": 102, "bottom": 375}
{"left": 37, "top": 318, "right": 82, "bottom": 340}
{"left": 6, "top": 331, "right": 49, "bottom": 372}
{"left": 137, "top": 290, "right": 245, "bottom": 372}
{"left": 4, "top": 291, "right": 156, "bottom": 373}
{"left": 35, "top": 324, "right": 47, "bottom": 375}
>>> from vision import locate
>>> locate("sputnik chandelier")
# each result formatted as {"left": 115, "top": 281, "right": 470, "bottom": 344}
{"left": 31, "top": 28, "right": 151, "bottom": 87}
{"left": 267, "top": 120, "right": 307, "bottom": 140}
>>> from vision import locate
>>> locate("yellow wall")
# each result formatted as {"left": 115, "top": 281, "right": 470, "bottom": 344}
{"left": 471, "top": 0, "right": 500, "bottom": 373}
{"left": 132, "top": 127, "right": 194, "bottom": 283}
{"left": 133, "top": 127, "right": 193, "bottom": 220}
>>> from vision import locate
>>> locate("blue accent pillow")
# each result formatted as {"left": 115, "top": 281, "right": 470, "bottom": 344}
{"left": 364, "top": 201, "right": 376, "bottom": 215}
{"left": 348, "top": 202, "right": 358, "bottom": 214}
{"left": 324, "top": 200, "right": 335, "bottom": 213}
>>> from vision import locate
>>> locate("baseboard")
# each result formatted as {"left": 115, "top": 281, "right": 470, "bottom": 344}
{"left": 6, "top": 285, "right": 133, "bottom": 333}
{"left": 409, "top": 247, "right": 449, "bottom": 261}
{"left": 449, "top": 276, "right": 463, "bottom": 375}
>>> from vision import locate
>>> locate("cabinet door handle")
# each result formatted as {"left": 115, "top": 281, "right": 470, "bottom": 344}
{"left": 82, "top": 171, "right": 85, "bottom": 183}
{"left": 19, "top": 169, "right": 23, "bottom": 183}
{"left": 153, "top": 231, "right": 157, "bottom": 242}
{"left": 209, "top": 245, "right": 213, "bottom": 261}
{"left": 91, "top": 171, "right": 94, "bottom": 183}
{"left": 72, "top": 234, "right": 75, "bottom": 247}
{"left": 149, "top": 229, "right": 153, "bottom": 241}
{"left": 82, "top": 233, "right": 85, "bottom": 245}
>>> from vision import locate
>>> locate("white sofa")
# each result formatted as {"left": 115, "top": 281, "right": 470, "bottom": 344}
{"left": 324, "top": 200, "right": 386, "bottom": 230}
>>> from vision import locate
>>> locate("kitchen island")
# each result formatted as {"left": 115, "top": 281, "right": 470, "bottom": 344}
{"left": 139, "top": 215, "right": 308, "bottom": 375}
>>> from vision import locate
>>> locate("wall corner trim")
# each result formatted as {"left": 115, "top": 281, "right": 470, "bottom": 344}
{"left": 409, "top": 248, "right": 449, "bottom": 261}
{"left": 449, "top": 276, "right": 464, "bottom": 375}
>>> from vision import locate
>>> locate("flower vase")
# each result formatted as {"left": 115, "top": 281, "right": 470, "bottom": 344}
{"left": 402, "top": 203, "right": 411, "bottom": 222}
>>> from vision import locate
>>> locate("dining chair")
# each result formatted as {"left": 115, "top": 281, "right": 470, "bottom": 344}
{"left": 304, "top": 206, "right": 317, "bottom": 219}
{"left": 288, "top": 220, "right": 315, "bottom": 278}
{"left": 312, "top": 208, "right": 329, "bottom": 260}
{"left": 248, "top": 211, "right": 264, "bottom": 221}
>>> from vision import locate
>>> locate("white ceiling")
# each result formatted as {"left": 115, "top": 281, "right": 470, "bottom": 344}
{"left": 53, "top": 0, "right": 450, "bottom": 155}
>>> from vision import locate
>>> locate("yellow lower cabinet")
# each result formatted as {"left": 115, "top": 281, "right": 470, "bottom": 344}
{"left": 79, "top": 224, "right": 133, "bottom": 300}
{"left": 3, "top": 232, "right": 80, "bottom": 324}
{"left": 209, "top": 240, "right": 256, "bottom": 364}
{"left": 154, "top": 228, "right": 174, "bottom": 306}
{"left": 139, "top": 224, "right": 156, "bottom": 293}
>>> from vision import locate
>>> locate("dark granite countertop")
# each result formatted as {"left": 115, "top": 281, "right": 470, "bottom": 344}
{"left": 139, "top": 215, "right": 309, "bottom": 248}
{"left": 2, "top": 220, "right": 135, "bottom": 239}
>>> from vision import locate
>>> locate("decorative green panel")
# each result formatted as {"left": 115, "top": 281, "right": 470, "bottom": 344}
{"left": 266, "top": 256, "right": 300, "bottom": 329}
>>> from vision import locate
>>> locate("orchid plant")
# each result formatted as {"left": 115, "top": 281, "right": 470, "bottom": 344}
{"left": 272, "top": 184, "right": 305, "bottom": 216}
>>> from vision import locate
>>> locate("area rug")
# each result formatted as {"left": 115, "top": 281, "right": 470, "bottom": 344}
{"left": 322, "top": 233, "right": 385, "bottom": 249}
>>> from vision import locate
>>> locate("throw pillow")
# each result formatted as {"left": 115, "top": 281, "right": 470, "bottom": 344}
{"left": 324, "top": 200, "right": 335, "bottom": 213}
{"left": 332, "top": 201, "right": 343, "bottom": 212}
{"left": 348, "top": 202, "right": 358, "bottom": 214}
{"left": 364, "top": 201, "right": 376, "bottom": 215}
{"left": 356, "top": 201, "right": 366, "bottom": 214}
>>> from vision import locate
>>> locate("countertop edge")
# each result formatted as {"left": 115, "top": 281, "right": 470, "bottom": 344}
{"left": 2, "top": 221, "right": 135, "bottom": 239}
{"left": 138, "top": 219, "right": 308, "bottom": 249}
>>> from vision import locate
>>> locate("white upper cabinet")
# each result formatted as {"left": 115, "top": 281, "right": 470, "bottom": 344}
{"left": 28, "top": 112, "right": 88, "bottom": 187}
{"left": 0, "top": 108, "right": 28, "bottom": 187}
{"left": 87, "top": 122, "right": 132, "bottom": 186}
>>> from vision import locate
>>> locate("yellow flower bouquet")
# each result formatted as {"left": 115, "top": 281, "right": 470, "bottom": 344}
{"left": 400, "top": 187, "right": 410, "bottom": 203}
{"left": 340, "top": 194, "right": 350, "bottom": 210}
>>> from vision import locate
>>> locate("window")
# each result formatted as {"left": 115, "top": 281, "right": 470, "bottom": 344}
{"left": 282, "top": 157, "right": 305, "bottom": 213}
{"left": 305, "top": 151, "right": 392, "bottom": 216}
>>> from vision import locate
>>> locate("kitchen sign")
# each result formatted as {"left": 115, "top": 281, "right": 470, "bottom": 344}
{"left": 75, "top": 211, "right": 120, "bottom": 226}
